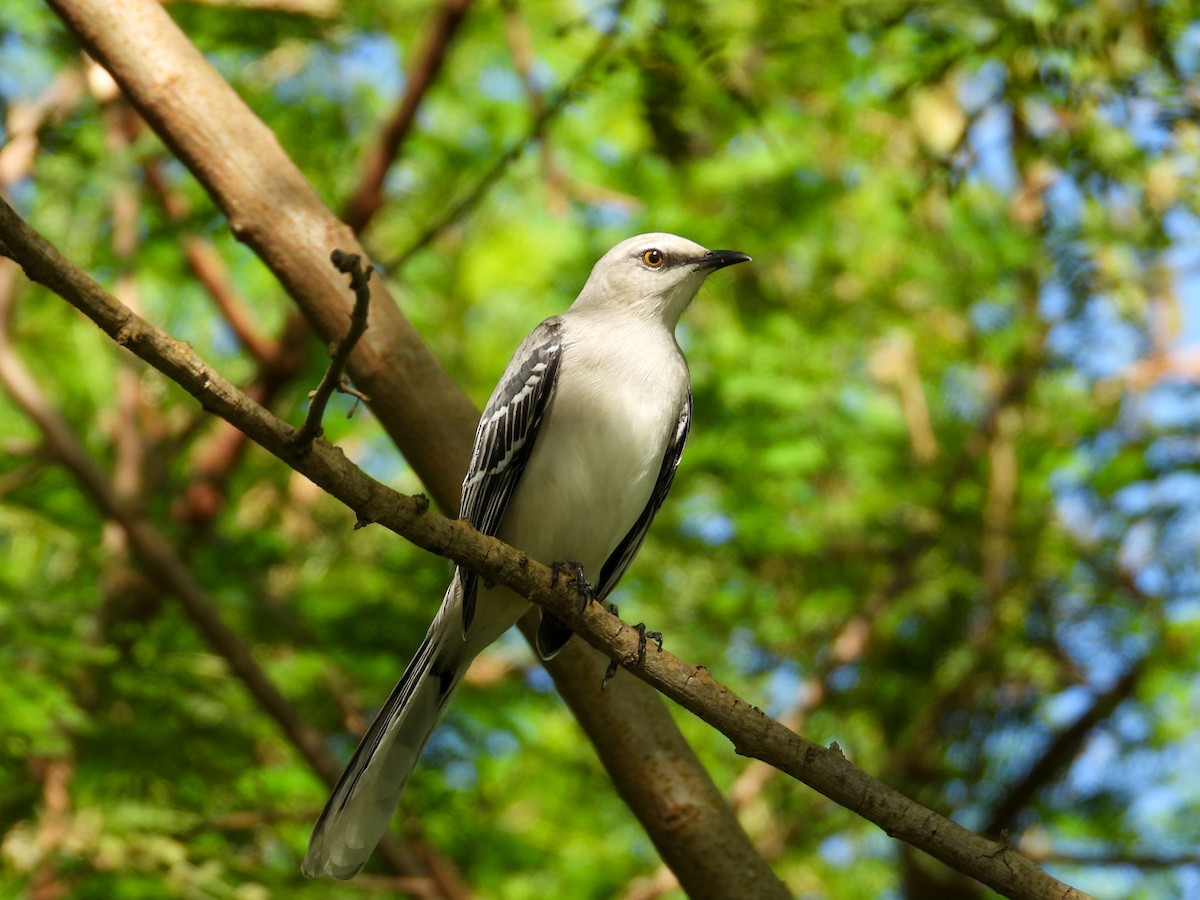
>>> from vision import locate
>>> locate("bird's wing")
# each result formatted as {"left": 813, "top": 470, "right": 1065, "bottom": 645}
{"left": 458, "top": 317, "right": 564, "bottom": 633}
{"left": 593, "top": 386, "right": 692, "bottom": 600}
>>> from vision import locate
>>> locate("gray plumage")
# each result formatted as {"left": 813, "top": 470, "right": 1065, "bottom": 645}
{"left": 302, "top": 233, "right": 750, "bottom": 879}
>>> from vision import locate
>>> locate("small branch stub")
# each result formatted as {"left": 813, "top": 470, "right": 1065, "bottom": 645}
{"left": 295, "top": 250, "right": 374, "bottom": 447}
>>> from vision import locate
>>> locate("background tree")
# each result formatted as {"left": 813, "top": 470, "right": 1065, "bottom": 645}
{"left": 2, "top": 1, "right": 1198, "bottom": 898}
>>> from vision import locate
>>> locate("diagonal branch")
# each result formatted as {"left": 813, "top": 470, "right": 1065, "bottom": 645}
{"left": 385, "top": 3, "right": 626, "bottom": 271}
{"left": 984, "top": 655, "right": 1148, "bottom": 837}
{"left": 500, "top": 0, "right": 568, "bottom": 213}
{"left": 1, "top": 193, "right": 1091, "bottom": 900}
{"left": 0, "top": 261, "right": 342, "bottom": 781}
{"left": 0, "top": 269, "right": 336, "bottom": 788}
{"left": 173, "top": 310, "right": 310, "bottom": 525}
{"left": 341, "top": 0, "right": 474, "bottom": 233}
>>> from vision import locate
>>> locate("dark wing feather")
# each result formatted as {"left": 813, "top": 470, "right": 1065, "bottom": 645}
{"left": 594, "top": 387, "right": 692, "bottom": 600}
{"left": 458, "top": 318, "right": 563, "bottom": 632}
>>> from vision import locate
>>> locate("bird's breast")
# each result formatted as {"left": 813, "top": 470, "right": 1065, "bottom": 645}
{"left": 496, "top": 326, "right": 686, "bottom": 575}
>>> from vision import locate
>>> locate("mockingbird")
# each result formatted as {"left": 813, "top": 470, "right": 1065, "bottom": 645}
{"left": 303, "top": 232, "right": 751, "bottom": 878}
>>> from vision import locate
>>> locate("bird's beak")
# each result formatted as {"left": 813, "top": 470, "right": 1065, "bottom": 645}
{"left": 696, "top": 249, "right": 752, "bottom": 271}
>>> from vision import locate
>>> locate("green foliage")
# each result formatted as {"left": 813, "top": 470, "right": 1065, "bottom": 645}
{"left": 3, "top": 0, "right": 1199, "bottom": 897}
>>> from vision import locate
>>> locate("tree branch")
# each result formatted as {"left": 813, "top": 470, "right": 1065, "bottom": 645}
{"left": 385, "top": 2, "right": 626, "bottom": 271}
{"left": 984, "top": 656, "right": 1147, "bottom": 837}
{"left": 142, "top": 155, "right": 283, "bottom": 363}
{"left": 172, "top": 310, "right": 310, "bottom": 525}
{"left": 0, "top": 261, "right": 338, "bottom": 780}
{"left": 295, "top": 249, "right": 373, "bottom": 446}
{"left": 1, "top": 195, "right": 1092, "bottom": 900}
{"left": 341, "top": 0, "right": 474, "bottom": 233}
{"left": 500, "top": 0, "right": 569, "bottom": 214}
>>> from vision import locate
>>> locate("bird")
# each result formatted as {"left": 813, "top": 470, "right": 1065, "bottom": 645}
{"left": 302, "top": 232, "right": 751, "bottom": 879}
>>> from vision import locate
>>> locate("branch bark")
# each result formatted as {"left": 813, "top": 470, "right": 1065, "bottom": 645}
{"left": 1, "top": 195, "right": 1093, "bottom": 900}
{"left": 39, "top": 1, "right": 778, "bottom": 895}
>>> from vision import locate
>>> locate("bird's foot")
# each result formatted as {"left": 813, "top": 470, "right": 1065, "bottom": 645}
{"left": 634, "top": 622, "right": 663, "bottom": 666}
{"left": 550, "top": 560, "right": 594, "bottom": 612}
{"left": 602, "top": 658, "right": 620, "bottom": 690}
{"left": 599, "top": 608, "right": 663, "bottom": 689}
{"left": 601, "top": 602, "right": 621, "bottom": 689}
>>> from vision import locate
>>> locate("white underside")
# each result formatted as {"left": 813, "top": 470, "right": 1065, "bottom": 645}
{"left": 496, "top": 311, "right": 687, "bottom": 594}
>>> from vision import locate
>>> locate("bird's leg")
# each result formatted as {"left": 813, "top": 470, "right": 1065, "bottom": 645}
{"left": 601, "top": 602, "right": 621, "bottom": 689}
{"left": 601, "top": 658, "right": 620, "bottom": 689}
{"left": 633, "top": 623, "right": 664, "bottom": 666}
{"left": 597, "top": 606, "right": 664, "bottom": 688}
{"left": 550, "top": 560, "right": 594, "bottom": 611}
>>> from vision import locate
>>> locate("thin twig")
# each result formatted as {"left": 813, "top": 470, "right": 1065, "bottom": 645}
{"left": 501, "top": 0, "right": 568, "bottom": 213}
{"left": 173, "top": 311, "right": 309, "bottom": 525}
{"left": 295, "top": 250, "right": 373, "bottom": 447}
{"left": 0, "top": 67, "right": 85, "bottom": 190}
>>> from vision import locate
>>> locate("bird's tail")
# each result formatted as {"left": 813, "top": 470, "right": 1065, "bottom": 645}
{"left": 302, "top": 601, "right": 466, "bottom": 880}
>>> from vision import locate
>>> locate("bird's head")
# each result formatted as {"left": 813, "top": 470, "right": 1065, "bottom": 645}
{"left": 570, "top": 232, "right": 751, "bottom": 327}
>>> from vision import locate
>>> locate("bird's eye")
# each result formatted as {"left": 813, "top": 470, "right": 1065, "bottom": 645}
{"left": 643, "top": 249, "right": 665, "bottom": 268}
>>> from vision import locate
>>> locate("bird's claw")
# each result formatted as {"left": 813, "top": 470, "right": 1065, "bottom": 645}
{"left": 601, "top": 657, "right": 619, "bottom": 690}
{"left": 634, "top": 623, "right": 663, "bottom": 666}
{"left": 600, "top": 602, "right": 622, "bottom": 688}
{"left": 550, "top": 560, "right": 594, "bottom": 612}
{"left": 600, "top": 612, "right": 662, "bottom": 689}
